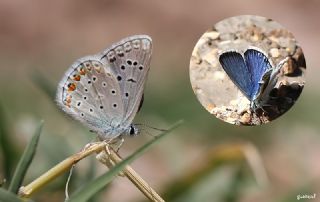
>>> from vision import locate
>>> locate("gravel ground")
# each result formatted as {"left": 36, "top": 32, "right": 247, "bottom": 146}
{"left": 190, "top": 15, "right": 306, "bottom": 126}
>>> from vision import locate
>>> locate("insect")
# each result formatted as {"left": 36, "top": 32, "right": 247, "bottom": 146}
{"left": 56, "top": 35, "right": 152, "bottom": 140}
{"left": 219, "top": 47, "right": 288, "bottom": 112}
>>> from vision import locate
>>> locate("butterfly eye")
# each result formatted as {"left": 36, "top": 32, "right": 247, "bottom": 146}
{"left": 129, "top": 126, "right": 135, "bottom": 135}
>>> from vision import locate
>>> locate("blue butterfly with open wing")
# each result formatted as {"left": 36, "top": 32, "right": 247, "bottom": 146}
{"left": 219, "top": 47, "right": 287, "bottom": 112}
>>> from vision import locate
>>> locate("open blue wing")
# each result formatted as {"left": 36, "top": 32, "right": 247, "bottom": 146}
{"left": 219, "top": 51, "right": 253, "bottom": 100}
{"left": 244, "top": 49, "right": 272, "bottom": 100}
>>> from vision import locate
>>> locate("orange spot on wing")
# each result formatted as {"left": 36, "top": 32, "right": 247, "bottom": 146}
{"left": 79, "top": 67, "right": 86, "bottom": 75}
{"left": 73, "top": 74, "right": 81, "bottom": 81}
{"left": 68, "top": 83, "right": 76, "bottom": 91}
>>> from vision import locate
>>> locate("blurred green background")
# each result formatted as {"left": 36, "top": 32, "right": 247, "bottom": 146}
{"left": 0, "top": 0, "right": 319, "bottom": 201}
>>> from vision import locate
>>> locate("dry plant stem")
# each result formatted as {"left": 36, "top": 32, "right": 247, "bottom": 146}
{"left": 18, "top": 141, "right": 108, "bottom": 198}
{"left": 97, "top": 149, "right": 165, "bottom": 202}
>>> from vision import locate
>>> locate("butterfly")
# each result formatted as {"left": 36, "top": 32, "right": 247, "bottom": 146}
{"left": 219, "top": 47, "right": 287, "bottom": 111}
{"left": 56, "top": 35, "right": 152, "bottom": 140}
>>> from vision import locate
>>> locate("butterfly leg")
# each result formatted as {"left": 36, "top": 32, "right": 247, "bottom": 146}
{"left": 114, "top": 136, "right": 125, "bottom": 153}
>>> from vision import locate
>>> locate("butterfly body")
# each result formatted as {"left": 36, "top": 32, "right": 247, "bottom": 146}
{"left": 56, "top": 35, "right": 152, "bottom": 140}
{"left": 219, "top": 47, "right": 286, "bottom": 112}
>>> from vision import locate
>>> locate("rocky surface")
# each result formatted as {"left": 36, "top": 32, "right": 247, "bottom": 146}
{"left": 190, "top": 15, "right": 306, "bottom": 125}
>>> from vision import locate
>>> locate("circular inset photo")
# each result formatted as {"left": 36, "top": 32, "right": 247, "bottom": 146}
{"left": 190, "top": 15, "right": 306, "bottom": 126}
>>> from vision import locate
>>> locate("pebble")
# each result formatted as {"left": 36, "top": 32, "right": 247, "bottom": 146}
{"left": 270, "top": 48, "right": 280, "bottom": 58}
{"left": 203, "top": 31, "right": 220, "bottom": 40}
{"left": 281, "top": 58, "right": 295, "bottom": 75}
{"left": 240, "top": 112, "right": 251, "bottom": 124}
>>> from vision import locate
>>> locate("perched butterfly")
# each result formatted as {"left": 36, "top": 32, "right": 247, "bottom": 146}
{"left": 219, "top": 47, "right": 287, "bottom": 111}
{"left": 56, "top": 35, "right": 152, "bottom": 140}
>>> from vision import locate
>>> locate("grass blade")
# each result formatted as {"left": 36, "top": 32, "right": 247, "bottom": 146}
{"left": 8, "top": 121, "right": 44, "bottom": 194}
{"left": 68, "top": 120, "right": 183, "bottom": 202}
{"left": 0, "top": 101, "right": 19, "bottom": 182}
{"left": 0, "top": 188, "right": 23, "bottom": 202}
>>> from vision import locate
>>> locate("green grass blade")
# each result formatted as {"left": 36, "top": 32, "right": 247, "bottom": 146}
{"left": 0, "top": 101, "right": 19, "bottom": 182}
{"left": 8, "top": 121, "right": 44, "bottom": 194}
{"left": 0, "top": 188, "right": 23, "bottom": 202}
{"left": 68, "top": 120, "right": 183, "bottom": 202}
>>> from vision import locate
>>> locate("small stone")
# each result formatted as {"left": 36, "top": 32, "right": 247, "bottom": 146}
{"left": 213, "top": 71, "right": 225, "bottom": 80}
{"left": 226, "top": 117, "right": 237, "bottom": 123}
{"left": 240, "top": 112, "right": 251, "bottom": 124}
{"left": 207, "top": 103, "right": 216, "bottom": 113}
{"left": 270, "top": 48, "right": 280, "bottom": 58}
{"left": 230, "top": 99, "right": 238, "bottom": 106}
{"left": 251, "top": 34, "right": 259, "bottom": 42}
{"left": 281, "top": 58, "right": 296, "bottom": 75}
{"left": 268, "top": 35, "right": 279, "bottom": 43}
{"left": 203, "top": 31, "right": 220, "bottom": 40}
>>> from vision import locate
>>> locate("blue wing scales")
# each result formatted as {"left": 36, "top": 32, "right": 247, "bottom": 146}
{"left": 244, "top": 49, "right": 272, "bottom": 100}
{"left": 219, "top": 51, "right": 253, "bottom": 100}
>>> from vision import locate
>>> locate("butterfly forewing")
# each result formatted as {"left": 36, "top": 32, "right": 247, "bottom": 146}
{"left": 219, "top": 51, "right": 253, "bottom": 100}
{"left": 101, "top": 35, "right": 152, "bottom": 125}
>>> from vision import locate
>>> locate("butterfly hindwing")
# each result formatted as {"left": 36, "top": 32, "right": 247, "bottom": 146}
{"left": 56, "top": 57, "right": 124, "bottom": 133}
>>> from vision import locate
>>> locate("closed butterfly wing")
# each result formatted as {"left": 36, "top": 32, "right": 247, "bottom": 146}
{"left": 101, "top": 35, "right": 152, "bottom": 127}
{"left": 57, "top": 35, "right": 153, "bottom": 140}
{"left": 219, "top": 51, "right": 253, "bottom": 100}
{"left": 244, "top": 48, "right": 272, "bottom": 100}
{"left": 56, "top": 55, "right": 125, "bottom": 138}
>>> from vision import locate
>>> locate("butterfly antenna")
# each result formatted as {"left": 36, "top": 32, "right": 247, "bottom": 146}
{"left": 135, "top": 123, "right": 168, "bottom": 138}
{"left": 135, "top": 123, "right": 168, "bottom": 132}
